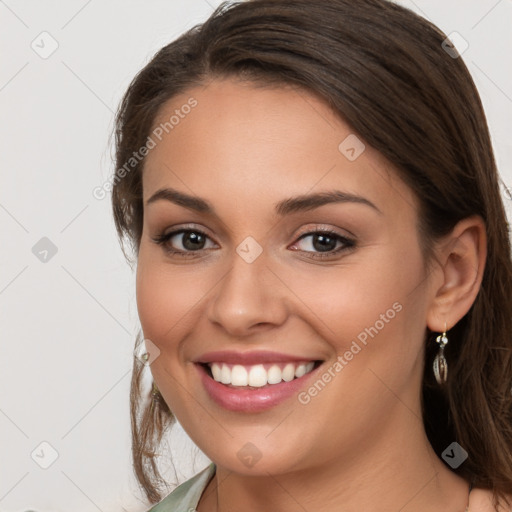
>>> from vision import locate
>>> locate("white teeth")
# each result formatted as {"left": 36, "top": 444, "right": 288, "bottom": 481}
{"left": 220, "top": 364, "right": 231, "bottom": 384}
{"left": 267, "top": 365, "right": 282, "bottom": 385}
{"left": 248, "top": 365, "right": 267, "bottom": 387}
{"left": 209, "top": 361, "right": 317, "bottom": 387}
{"left": 231, "top": 365, "right": 248, "bottom": 386}
{"left": 282, "top": 363, "right": 295, "bottom": 382}
{"left": 211, "top": 363, "right": 222, "bottom": 381}
{"left": 295, "top": 363, "right": 307, "bottom": 378}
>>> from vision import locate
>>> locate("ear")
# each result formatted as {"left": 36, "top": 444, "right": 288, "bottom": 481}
{"left": 426, "top": 215, "right": 487, "bottom": 332}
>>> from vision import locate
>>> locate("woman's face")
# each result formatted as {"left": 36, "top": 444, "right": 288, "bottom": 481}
{"left": 136, "top": 78, "right": 437, "bottom": 475}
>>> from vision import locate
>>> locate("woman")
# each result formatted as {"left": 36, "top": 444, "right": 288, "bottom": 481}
{"left": 111, "top": 0, "right": 512, "bottom": 510}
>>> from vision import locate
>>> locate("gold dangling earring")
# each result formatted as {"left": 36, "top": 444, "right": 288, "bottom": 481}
{"left": 433, "top": 322, "right": 449, "bottom": 385}
{"left": 150, "top": 381, "right": 160, "bottom": 413}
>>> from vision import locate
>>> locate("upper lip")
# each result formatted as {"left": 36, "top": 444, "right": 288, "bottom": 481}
{"left": 194, "top": 350, "right": 320, "bottom": 365}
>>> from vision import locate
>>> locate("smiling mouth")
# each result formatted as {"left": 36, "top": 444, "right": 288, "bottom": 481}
{"left": 201, "top": 360, "right": 323, "bottom": 389}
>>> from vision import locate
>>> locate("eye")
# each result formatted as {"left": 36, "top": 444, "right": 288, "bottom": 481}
{"left": 289, "top": 229, "right": 355, "bottom": 259}
{"left": 152, "top": 228, "right": 216, "bottom": 257}
{"left": 152, "top": 226, "right": 355, "bottom": 260}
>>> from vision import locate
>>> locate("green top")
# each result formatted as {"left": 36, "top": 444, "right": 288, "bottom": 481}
{"left": 146, "top": 463, "right": 216, "bottom": 512}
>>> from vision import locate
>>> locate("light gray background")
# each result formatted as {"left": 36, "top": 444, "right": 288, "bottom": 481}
{"left": 1, "top": 1, "right": 511, "bottom": 511}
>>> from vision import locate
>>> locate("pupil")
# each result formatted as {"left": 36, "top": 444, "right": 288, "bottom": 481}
{"left": 183, "top": 232, "right": 205, "bottom": 250}
{"left": 313, "top": 234, "right": 336, "bottom": 252}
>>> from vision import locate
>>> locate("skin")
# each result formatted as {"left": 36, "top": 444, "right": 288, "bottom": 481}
{"left": 135, "top": 78, "right": 493, "bottom": 511}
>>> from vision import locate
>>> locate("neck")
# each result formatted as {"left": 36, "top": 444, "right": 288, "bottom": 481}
{"left": 198, "top": 411, "right": 470, "bottom": 512}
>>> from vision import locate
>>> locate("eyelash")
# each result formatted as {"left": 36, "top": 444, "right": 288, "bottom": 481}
{"left": 151, "top": 227, "right": 356, "bottom": 260}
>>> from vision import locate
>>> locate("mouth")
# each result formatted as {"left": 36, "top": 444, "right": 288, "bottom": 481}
{"left": 195, "top": 355, "right": 324, "bottom": 412}
{"left": 200, "top": 360, "right": 322, "bottom": 389}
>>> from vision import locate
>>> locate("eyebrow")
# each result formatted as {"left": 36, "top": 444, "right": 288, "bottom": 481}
{"left": 146, "top": 187, "right": 382, "bottom": 216}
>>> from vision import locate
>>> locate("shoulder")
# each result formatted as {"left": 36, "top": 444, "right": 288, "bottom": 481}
{"left": 145, "top": 463, "right": 216, "bottom": 512}
{"left": 469, "top": 488, "right": 512, "bottom": 512}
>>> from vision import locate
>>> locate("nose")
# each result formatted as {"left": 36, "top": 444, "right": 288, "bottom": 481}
{"left": 206, "top": 249, "right": 289, "bottom": 337}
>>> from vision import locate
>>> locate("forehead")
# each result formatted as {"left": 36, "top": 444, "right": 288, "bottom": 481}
{"left": 142, "top": 78, "right": 417, "bottom": 220}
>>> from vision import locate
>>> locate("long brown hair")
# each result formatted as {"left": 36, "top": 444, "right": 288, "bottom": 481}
{"left": 111, "top": 0, "right": 512, "bottom": 506}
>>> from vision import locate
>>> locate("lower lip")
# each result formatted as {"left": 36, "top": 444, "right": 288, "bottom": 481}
{"left": 196, "top": 363, "right": 320, "bottom": 413}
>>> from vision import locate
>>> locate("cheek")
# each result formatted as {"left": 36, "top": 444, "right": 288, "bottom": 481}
{"left": 288, "top": 254, "right": 427, "bottom": 435}
{"left": 288, "top": 248, "right": 420, "bottom": 341}
{"left": 287, "top": 244, "right": 428, "bottom": 401}
{"left": 135, "top": 248, "right": 208, "bottom": 348}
